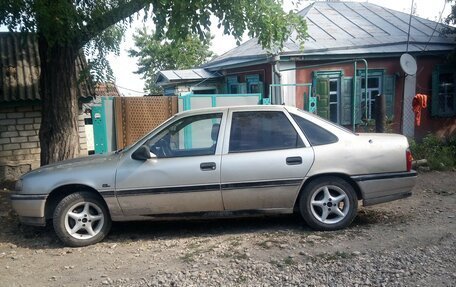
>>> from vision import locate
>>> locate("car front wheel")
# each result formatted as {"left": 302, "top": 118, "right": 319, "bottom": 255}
{"left": 299, "top": 176, "right": 358, "bottom": 231}
{"left": 53, "top": 192, "right": 111, "bottom": 247}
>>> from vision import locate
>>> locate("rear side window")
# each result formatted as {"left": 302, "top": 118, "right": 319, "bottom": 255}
{"left": 291, "top": 114, "right": 338, "bottom": 146}
{"left": 229, "top": 111, "right": 304, "bottom": 153}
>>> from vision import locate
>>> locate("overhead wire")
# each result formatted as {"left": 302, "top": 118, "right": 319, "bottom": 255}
{"left": 422, "top": 0, "right": 448, "bottom": 52}
{"left": 406, "top": 0, "right": 415, "bottom": 52}
{"left": 113, "top": 84, "right": 146, "bottom": 95}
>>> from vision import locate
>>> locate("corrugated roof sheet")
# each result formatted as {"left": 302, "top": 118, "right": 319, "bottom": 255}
{"left": 156, "top": 68, "right": 220, "bottom": 84}
{"left": 0, "top": 32, "right": 93, "bottom": 103}
{"left": 95, "top": 83, "right": 120, "bottom": 97}
{"left": 203, "top": 1, "right": 456, "bottom": 68}
{"left": 0, "top": 33, "right": 40, "bottom": 102}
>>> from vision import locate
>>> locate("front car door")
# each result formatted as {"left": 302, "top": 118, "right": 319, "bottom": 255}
{"left": 115, "top": 111, "right": 226, "bottom": 216}
{"left": 220, "top": 107, "right": 315, "bottom": 211}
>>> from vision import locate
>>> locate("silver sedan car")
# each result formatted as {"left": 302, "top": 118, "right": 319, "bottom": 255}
{"left": 11, "top": 105, "right": 417, "bottom": 246}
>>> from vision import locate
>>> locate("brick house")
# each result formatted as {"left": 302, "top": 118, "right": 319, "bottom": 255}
{"left": 0, "top": 33, "right": 93, "bottom": 181}
{"left": 157, "top": 1, "right": 456, "bottom": 139}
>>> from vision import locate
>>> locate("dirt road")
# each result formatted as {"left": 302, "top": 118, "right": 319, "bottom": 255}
{"left": 0, "top": 171, "right": 455, "bottom": 286}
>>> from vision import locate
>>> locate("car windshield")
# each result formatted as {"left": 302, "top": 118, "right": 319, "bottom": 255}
{"left": 294, "top": 108, "right": 356, "bottom": 135}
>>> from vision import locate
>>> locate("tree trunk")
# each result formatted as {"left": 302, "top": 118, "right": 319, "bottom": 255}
{"left": 38, "top": 35, "right": 80, "bottom": 166}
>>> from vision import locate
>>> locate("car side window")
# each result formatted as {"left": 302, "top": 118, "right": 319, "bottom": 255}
{"left": 291, "top": 114, "right": 338, "bottom": 146}
{"left": 229, "top": 111, "right": 304, "bottom": 153}
{"left": 147, "top": 113, "right": 222, "bottom": 158}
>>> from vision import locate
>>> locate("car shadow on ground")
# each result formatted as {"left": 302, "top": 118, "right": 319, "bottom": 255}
{"left": 0, "top": 207, "right": 405, "bottom": 250}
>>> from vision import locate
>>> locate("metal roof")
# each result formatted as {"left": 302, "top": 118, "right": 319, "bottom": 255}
{"left": 156, "top": 68, "right": 220, "bottom": 85}
{"left": 0, "top": 32, "right": 93, "bottom": 103}
{"left": 203, "top": 1, "right": 456, "bottom": 69}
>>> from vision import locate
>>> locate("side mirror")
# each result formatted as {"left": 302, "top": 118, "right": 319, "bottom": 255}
{"left": 132, "top": 145, "right": 157, "bottom": 161}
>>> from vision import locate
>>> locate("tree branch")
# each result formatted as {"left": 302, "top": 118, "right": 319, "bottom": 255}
{"left": 76, "top": 0, "right": 153, "bottom": 47}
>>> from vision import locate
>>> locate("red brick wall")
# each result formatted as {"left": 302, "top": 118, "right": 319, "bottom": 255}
{"left": 295, "top": 56, "right": 456, "bottom": 139}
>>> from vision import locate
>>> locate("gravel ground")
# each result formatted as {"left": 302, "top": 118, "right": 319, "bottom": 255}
{"left": 0, "top": 171, "right": 455, "bottom": 287}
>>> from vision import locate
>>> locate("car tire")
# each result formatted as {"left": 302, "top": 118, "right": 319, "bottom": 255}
{"left": 299, "top": 176, "right": 357, "bottom": 231}
{"left": 53, "top": 191, "right": 111, "bottom": 247}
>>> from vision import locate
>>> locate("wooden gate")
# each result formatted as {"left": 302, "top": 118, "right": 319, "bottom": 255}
{"left": 114, "top": 96, "right": 178, "bottom": 149}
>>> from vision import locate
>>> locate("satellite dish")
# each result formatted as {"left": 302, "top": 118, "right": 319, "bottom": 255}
{"left": 400, "top": 53, "right": 417, "bottom": 75}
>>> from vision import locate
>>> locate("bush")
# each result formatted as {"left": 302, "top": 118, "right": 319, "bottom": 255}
{"left": 409, "top": 134, "right": 456, "bottom": 171}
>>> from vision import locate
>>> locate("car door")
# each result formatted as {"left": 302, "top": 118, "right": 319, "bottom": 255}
{"left": 115, "top": 111, "right": 226, "bottom": 216}
{"left": 220, "top": 108, "right": 314, "bottom": 211}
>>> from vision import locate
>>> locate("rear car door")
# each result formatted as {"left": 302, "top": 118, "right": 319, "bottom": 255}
{"left": 220, "top": 108, "right": 314, "bottom": 211}
{"left": 115, "top": 111, "right": 225, "bottom": 216}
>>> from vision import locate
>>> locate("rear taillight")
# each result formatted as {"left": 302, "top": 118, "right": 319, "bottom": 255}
{"left": 406, "top": 149, "right": 413, "bottom": 172}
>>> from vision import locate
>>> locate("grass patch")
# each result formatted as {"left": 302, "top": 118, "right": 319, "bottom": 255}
{"left": 237, "top": 275, "right": 247, "bottom": 283}
{"left": 283, "top": 256, "right": 295, "bottom": 266}
{"left": 410, "top": 134, "right": 456, "bottom": 171}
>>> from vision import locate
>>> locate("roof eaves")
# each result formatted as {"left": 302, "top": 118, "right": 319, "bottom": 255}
{"left": 202, "top": 54, "right": 270, "bottom": 70}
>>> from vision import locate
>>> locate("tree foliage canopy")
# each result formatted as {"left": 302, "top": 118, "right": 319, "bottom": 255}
{"left": 1, "top": 0, "right": 307, "bottom": 82}
{"left": 444, "top": 0, "right": 456, "bottom": 63}
{"left": 0, "top": 0, "right": 307, "bottom": 165}
{"left": 446, "top": 0, "right": 456, "bottom": 26}
{"left": 129, "top": 29, "right": 214, "bottom": 94}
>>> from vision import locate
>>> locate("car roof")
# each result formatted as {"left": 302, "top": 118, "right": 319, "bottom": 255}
{"left": 175, "top": 105, "right": 288, "bottom": 117}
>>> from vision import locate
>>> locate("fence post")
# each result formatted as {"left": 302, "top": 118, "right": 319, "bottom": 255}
{"left": 375, "top": 94, "right": 386, "bottom": 133}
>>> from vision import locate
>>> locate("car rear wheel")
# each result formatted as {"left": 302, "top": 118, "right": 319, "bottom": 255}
{"left": 53, "top": 192, "right": 111, "bottom": 247}
{"left": 299, "top": 176, "right": 357, "bottom": 231}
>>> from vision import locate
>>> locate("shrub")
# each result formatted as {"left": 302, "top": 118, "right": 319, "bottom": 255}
{"left": 409, "top": 134, "right": 456, "bottom": 171}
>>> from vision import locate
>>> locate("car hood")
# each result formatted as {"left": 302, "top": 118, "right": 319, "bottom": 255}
{"left": 23, "top": 152, "right": 120, "bottom": 178}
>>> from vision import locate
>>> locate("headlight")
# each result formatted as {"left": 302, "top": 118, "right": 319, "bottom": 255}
{"left": 14, "top": 180, "right": 22, "bottom": 192}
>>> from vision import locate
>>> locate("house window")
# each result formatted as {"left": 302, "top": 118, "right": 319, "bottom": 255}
{"left": 339, "top": 73, "right": 394, "bottom": 126}
{"left": 360, "top": 76, "right": 382, "bottom": 120}
{"left": 226, "top": 76, "right": 239, "bottom": 94}
{"left": 246, "top": 74, "right": 261, "bottom": 93}
{"left": 329, "top": 79, "right": 340, "bottom": 123}
{"left": 432, "top": 66, "right": 456, "bottom": 117}
{"left": 357, "top": 70, "right": 384, "bottom": 120}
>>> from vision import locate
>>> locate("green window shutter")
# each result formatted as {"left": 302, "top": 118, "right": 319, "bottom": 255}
{"left": 316, "top": 77, "right": 330, "bottom": 119}
{"left": 341, "top": 77, "right": 353, "bottom": 125}
{"left": 355, "top": 77, "right": 362, "bottom": 123}
{"left": 431, "top": 68, "right": 440, "bottom": 117}
{"left": 383, "top": 75, "right": 395, "bottom": 118}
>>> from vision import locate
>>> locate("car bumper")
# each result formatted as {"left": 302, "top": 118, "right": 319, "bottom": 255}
{"left": 351, "top": 171, "right": 417, "bottom": 206}
{"left": 10, "top": 194, "right": 47, "bottom": 226}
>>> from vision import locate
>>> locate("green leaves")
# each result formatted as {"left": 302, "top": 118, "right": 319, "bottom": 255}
{"left": 148, "top": 0, "right": 307, "bottom": 50}
{"left": 1, "top": 0, "right": 307, "bottom": 84}
{"left": 128, "top": 28, "right": 215, "bottom": 93}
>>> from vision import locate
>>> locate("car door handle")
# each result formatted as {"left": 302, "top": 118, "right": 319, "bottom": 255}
{"left": 286, "top": 156, "right": 302, "bottom": 165}
{"left": 200, "top": 162, "right": 216, "bottom": 171}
